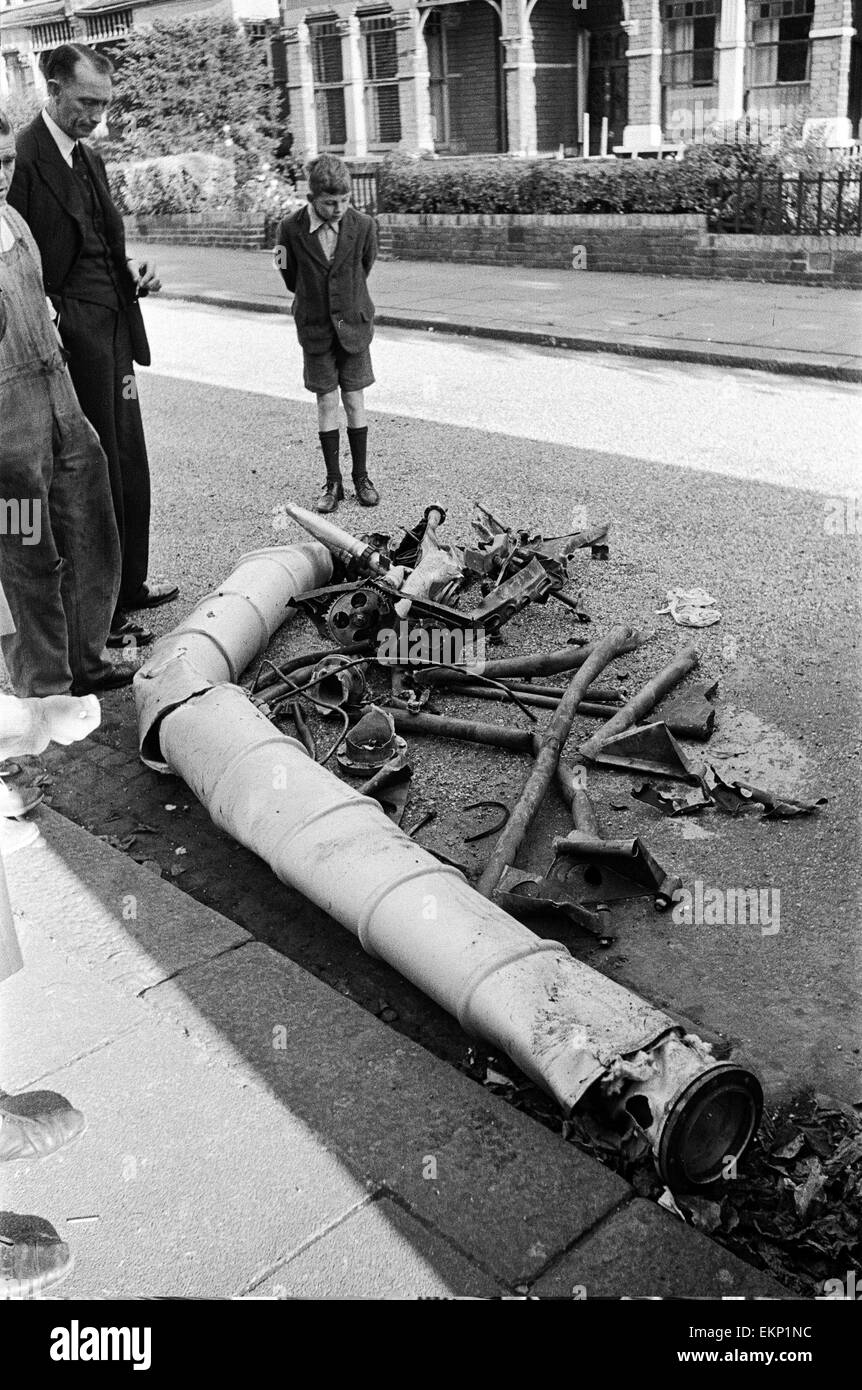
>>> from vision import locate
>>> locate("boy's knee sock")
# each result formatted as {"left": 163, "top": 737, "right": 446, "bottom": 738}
{"left": 318, "top": 430, "right": 341, "bottom": 482}
{"left": 347, "top": 426, "right": 369, "bottom": 480}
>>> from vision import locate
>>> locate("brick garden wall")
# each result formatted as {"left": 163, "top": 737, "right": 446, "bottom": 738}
{"left": 377, "top": 213, "right": 862, "bottom": 286}
{"left": 123, "top": 213, "right": 269, "bottom": 251}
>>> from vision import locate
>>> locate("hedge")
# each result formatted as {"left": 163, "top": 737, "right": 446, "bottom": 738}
{"left": 377, "top": 144, "right": 861, "bottom": 221}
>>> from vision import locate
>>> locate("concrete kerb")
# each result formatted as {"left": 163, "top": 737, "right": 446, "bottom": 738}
{"left": 4, "top": 806, "right": 790, "bottom": 1298}
{"left": 153, "top": 289, "right": 862, "bottom": 384}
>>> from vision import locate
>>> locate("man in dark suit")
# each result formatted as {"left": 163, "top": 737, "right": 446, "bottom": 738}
{"left": 8, "top": 43, "right": 178, "bottom": 646}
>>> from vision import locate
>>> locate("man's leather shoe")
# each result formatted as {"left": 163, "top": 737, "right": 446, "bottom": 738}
{"left": 353, "top": 475, "right": 379, "bottom": 507}
{"left": 124, "top": 581, "right": 179, "bottom": 610}
{"left": 107, "top": 616, "right": 153, "bottom": 649}
{"left": 0, "top": 1212, "right": 74, "bottom": 1298}
{"left": 316, "top": 479, "right": 344, "bottom": 514}
{"left": 71, "top": 663, "right": 137, "bottom": 696}
{"left": 0, "top": 1091, "right": 86, "bottom": 1162}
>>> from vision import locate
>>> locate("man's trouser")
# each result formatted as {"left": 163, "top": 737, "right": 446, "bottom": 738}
{"left": 0, "top": 369, "right": 120, "bottom": 696}
{"left": 60, "top": 298, "right": 151, "bottom": 609}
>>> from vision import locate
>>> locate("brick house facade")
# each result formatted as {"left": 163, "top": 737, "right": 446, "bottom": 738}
{"left": 1, "top": 0, "right": 858, "bottom": 152}
{"left": 280, "top": 0, "right": 859, "bottom": 157}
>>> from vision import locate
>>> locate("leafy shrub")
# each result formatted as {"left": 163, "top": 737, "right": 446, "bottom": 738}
{"left": 108, "top": 17, "right": 279, "bottom": 163}
{"left": 107, "top": 153, "right": 234, "bottom": 215}
{"left": 377, "top": 154, "right": 721, "bottom": 217}
{"left": 234, "top": 165, "right": 305, "bottom": 220}
{"left": 1, "top": 90, "right": 43, "bottom": 132}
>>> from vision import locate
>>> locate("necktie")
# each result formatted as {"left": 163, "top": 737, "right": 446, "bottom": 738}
{"left": 318, "top": 220, "right": 338, "bottom": 262}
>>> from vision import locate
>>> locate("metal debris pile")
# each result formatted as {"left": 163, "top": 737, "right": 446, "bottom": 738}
{"left": 250, "top": 500, "right": 825, "bottom": 952}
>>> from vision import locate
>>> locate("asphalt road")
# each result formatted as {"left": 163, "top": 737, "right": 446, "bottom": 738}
{"left": 89, "top": 301, "right": 862, "bottom": 1103}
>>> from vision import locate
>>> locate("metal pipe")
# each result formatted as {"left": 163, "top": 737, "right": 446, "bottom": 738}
{"left": 389, "top": 709, "right": 536, "bottom": 754}
{"left": 442, "top": 684, "right": 618, "bottom": 717}
{"left": 504, "top": 681, "right": 624, "bottom": 704}
{"left": 478, "top": 628, "right": 634, "bottom": 898}
{"left": 134, "top": 547, "right": 761, "bottom": 1186}
{"left": 579, "top": 647, "right": 699, "bottom": 762}
{"left": 414, "top": 628, "right": 647, "bottom": 686}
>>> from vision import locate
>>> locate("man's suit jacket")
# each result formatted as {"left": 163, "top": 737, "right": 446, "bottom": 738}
{"left": 8, "top": 116, "right": 150, "bottom": 366}
{"left": 275, "top": 204, "right": 376, "bottom": 355}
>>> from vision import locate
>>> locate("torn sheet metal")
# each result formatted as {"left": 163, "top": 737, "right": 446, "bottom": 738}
{"left": 587, "top": 722, "right": 701, "bottom": 781}
{"left": 468, "top": 556, "right": 562, "bottom": 630}
{"left": 657, "top": 680, "right": 719, "bottom": 741}
{"left": 496, "top": 866, "right": 613, "bottom": 943}
{"left": 700, "top": 766, "right": 827, "bottom": 819}
{"left": 357, "top": 757, "right": 413, "bottom": 825}
{"left": 549, "top": 832, "right": 682, "bottom": 910}
{"left": 631, "top": 783, "right": 712, "bottom": 817}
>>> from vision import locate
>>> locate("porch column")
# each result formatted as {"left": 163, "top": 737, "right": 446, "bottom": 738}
{"left": 806, "top": 0, "right": 855, "bottom": 139}
{"left": 395, "top": 6, "right": 434, "bottom": 152}
{"left": 716, "top": 0, "right": 746, "bottom": 123}
{"left": 284, "top": 20, "right": 319, "bottom": 160}
{"left": 501, "top": 0, "right": 537, "bottom": 156}
{"left": 340, "top": 12, "right": 369, "bottom": 157}
{"left": 622, "top": 0, "right": 663, "bottom": 148}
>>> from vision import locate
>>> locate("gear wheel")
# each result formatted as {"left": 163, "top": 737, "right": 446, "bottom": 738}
{"left": 324, "top": 588, "right": 393, "bottom": 645}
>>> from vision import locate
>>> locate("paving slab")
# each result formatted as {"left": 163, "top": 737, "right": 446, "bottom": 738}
{"left": 145, "top": 942, "right": 631, "bottom": 1286}
{"left": 0, "top": 912, "right": 150, "bottom": 1093}
{"left": 4, "top": 807, "right": 250, "bottom": 995}
{"left": 253, "top": 1196, "right": 502, "bottom": 1299}
{"left": 2, "top": 1023, "right": 371, "bottom": 1299}
{"left": 531, "top": 1200, "right": 787, "bottom": 1300}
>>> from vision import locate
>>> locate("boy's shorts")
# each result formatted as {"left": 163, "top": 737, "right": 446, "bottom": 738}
{"left": 303, "top": 339, "right": 375, "bottom": 395}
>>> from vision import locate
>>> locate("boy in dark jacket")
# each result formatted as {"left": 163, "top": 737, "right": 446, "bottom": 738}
{"left": 275, "top": 155, "right": 379, "bottom": 513}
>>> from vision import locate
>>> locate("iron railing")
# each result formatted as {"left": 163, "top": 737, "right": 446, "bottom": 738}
{"left": 712, "top": 172, "right": 862, "bottom": 235}
{"left": 351, "top": 170, "right": 380, "bottom": 216}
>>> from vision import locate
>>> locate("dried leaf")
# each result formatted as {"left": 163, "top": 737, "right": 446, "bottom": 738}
{"left": 680, "top": 1196, "right": 722, "bottom": 1233}
{"left": 772, "top": 1133, "right": 805, "bottom": 1162}
{"left": 794, "top": 1159, "right": 827, "bottom": 1220}
{"left": 658, "top": 1188, "right": 686, "bottom": 1220}
{"left": 485, "top": 1067, "right": 512, "bottom": 1087}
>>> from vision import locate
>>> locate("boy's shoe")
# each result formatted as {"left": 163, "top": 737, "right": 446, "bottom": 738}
{"left": 353, "top": 476, "right": 379, "bottom": 507}
{"left": 316, "top": 480, "right": 344, "bottom": 514}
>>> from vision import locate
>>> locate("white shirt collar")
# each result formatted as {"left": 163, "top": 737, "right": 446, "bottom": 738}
{"left": 42, "top": 108, "right": 77, "bottom": 168}
{"left": 307, "top": 204, "right": 341, "bottom": 235}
